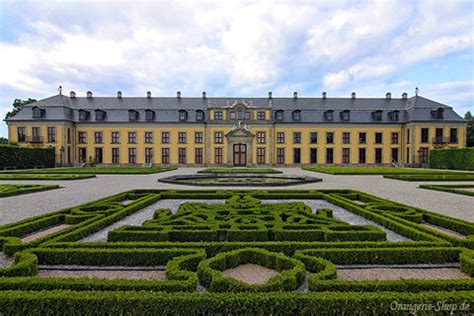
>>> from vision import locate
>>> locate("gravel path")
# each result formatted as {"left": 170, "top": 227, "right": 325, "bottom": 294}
{"left": 0, "top": 167, "right": 472, "bottom": 226}
{"left": 222, "top": 264, "right": 280, "bottom": 285}
{"left": 420, "top": 223, "right": 466, "bottom": 239}
{"left": 264, "top": 200, "right": 410, "bottom": 242}
{"left": 37, "top": 269, "right": 166, "bottom": 280}
{"left": 0, "top": 252, "right": 13, "bottom": 269}
{"left": 337, "top": 267, "right": 469, "bottom": 281}
{"left": 21, "top": 224, "right": 71, "bottom": 243}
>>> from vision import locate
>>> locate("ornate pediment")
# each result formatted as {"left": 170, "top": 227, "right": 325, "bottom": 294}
{"left": 226, "top": 122, "right": 254, "bottom": 138}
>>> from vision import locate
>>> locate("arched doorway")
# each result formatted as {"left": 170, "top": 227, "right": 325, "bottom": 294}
{"left": 233, "top": 143, "right": 247, "bottom": 166}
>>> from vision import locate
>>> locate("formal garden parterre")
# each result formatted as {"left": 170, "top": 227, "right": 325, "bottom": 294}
{"left": 0, "top": 189, "right": 473, "bottom": 314}
{"left": 0, "top": 184, "right": 60, "bottom": 198}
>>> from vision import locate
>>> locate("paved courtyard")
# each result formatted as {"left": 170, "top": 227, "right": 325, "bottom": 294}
{"left": 0, "top": 168, "right": 472, "bottom": 226}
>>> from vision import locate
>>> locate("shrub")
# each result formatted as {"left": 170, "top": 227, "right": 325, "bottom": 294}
{"left": 0, "top": 145, "right": 55, "bottom": 169}
{"left": 429, "top": 148, "right": 474, "bottom": 170}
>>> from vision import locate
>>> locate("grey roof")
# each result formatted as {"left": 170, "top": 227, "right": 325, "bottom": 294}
{"left": 6, "top": 94, "right": 466, "bottom": 124}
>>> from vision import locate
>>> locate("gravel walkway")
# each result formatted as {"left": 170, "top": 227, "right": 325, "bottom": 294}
{"left": 0, "top": 252, "right": 13, "bottom": 269}
{"left": 0, "top": 167, "right": 472, "bottom": 226}
{"left": 222, "top": 264, "right": 280, "bottom": 285}
{"left": 21, "top": 224, "right": 71, "bottom": 243}
{"left": 37, "top": 269, "right": 166, "bottom": 280}
{"left": 337, "top": 267, "right": 469, "bottom": 281}
{"left": 420, "top": 223, "right": 466, "bottom": 239}
{"left": 264, "top": 200, "right": 410, "bottom": 242}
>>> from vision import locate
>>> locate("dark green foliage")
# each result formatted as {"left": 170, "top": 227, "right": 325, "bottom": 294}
{"left": 198, "top": 168, "right": 282, "bottom": 174}
{"left": 4, "top": 98, "right": 37, "bottom": 120}
{"left": 0, "top": 145, "right": 55, "bottom": 169}
{"left": 420, "top": 184, "right": 474, "bottom": 196}
{"left": 0, "top": 174, "right": 95, "bottom": 181}
{"left": 0, "top": 184, "right": 59, "bottom": 197}
{"left": 429, "top": 148, "right": 474, "bottom": 170}
{"left": 4, "top": 166, "right": 177, "bottom": 174}
{"left": 384, "top": 174, "right": 474, "bottom": 181}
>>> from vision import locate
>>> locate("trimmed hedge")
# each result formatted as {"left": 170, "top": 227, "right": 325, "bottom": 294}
{"left": 0, "top": 145, "right": 55, "bottom": 169}
{"left": 0, "top": 184, "right": 59, "bottom": 198}
{"left": 429, "top": 148, "right": 474, "bottom": 171}
{"left": 420, "top": 184, "right": 474, "bottom": 197}
{"left": 385, "top": 174, "right": 474, "bottom": 182}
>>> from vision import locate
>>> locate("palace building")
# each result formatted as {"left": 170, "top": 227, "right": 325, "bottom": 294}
{"left": 5, "top": 90, "right": 467, "bottom": 167}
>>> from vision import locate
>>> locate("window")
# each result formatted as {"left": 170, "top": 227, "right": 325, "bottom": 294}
{"left": 389, "top": 110, "right": 399, "bottom": 121}
{"left": 162, "top": 148, "right": 170, "bottom": 164}
{"left": 162, "top": 132, "right": 170, "bottom": 144}
{"left": 310, "top": 132, "right": 317, "bottom": 144}
{"left": 257, "top": 147, "right": 265, "bottom": 164}
{"left": 375, "top": 148, "right": 382, "bottom": 164}
{"left": 372, "top": 110, "right": 383, "bottom": 121}
{"left": 310, "top": 148, "right": 317, "bottom": 164}
{"left": 94, "top": 132, "right": 103, "bottom": 144}
{"left": 128, "top": 148, "right": 137, "bottom": 164}
{"left": 214, "top": 132, "right": 223, "bottom": 144}
{"left": 257, "top": 111, "right": 265, "bottom": 120}
{"left": 244, "top": 111, "right": 251, "bottom": 120}
{"left": 292, "top": 110, "right": 301, "bottom": 121}
{"left": 78, "top": 148, "right": 87, "bottom": 163}
{"left": 450, "top": 128, "right": 458, "bottom": 143}
{"left": 342, "top": 148, "right": 350, "bottom": 164}
{"left": 391, "top": 148, "right": 399, "bottom": 162}
{"left": 406, "top": 148, "right": 410, "bottom": 164}
{"left": 276, "top": 148, "right": 285, "bottom": 164}
{"left": 144, "top": 132, "right": 153, "bottom": 144}
{"left": 95, "top": 110, "right": 105, "bottom": 121}
{"left": 111, "top": 132, "right": 120, "bottom": 144}
{"left": 340, "top": 110, "right": 350, "bottom": 121}
{"left": 326, "top": 132, "right": 334, "bottom": 144}
{"left": 324, "top": 110, "right": 334, "bottom": 121}
{"left": 32, "top": 127, "right": 40, "bottom": 138}
{"left": 342, "top": 132, "right": 350, "bottom": 144}
{"left": 179, "top": 110, "right": 188, "bottom": 121}
{"left": 79, "top": 110, "right": 89, "bottom": 121}
{"left": 214, "top": 111, "right": 223, "bottom": 120}
{"left": 128, "top": 132, "right": 137, "bottom": 144}
{"left": 407, "top": 129, "right": 410, "bottom": 144}
{"left": 293, "top": 132, "right": 301, "bottom": 144}
{"left": 47, "top": 127, "right": 56, "bottom": 142}
{"left": 195, "top": 148, "right": 203, "bottom": 164}
{"left": 178, "top": 148, "right": 186, "bottom": 164}
{"left": 17, "top": 127, "right": 26, "bottom": 142}
{"left": 195, "top": 132, "right": 203, "bottom": 144}
{"left": 293, "top": 148, "right": 301, "bottom": 164}
{"left": 196, "top": 110, "right": 205, "bottom": 121}
{"left": 215, "top": 148, "right": 223, "bottom": 164}
{"left": 375, "top": 132, "right": 383, "bottom": 144}
{"left": 276, "top": 132, "right": 285, "bottom": 144}
{"left": 419, "top": 147, "right": 429, "bottom": 163}
{"left": 275, "top": 110, "right": 284, "bottom": 121}
{"left": 95, "top": 148, "right": 103, "bottom": 164}
{"left": 435, "top": 128, "right": 443, "bottom": 143}
{"left": 391, "top": 132, "right": 399, "bottom": 144}
{"left": 359, "top": 148, "right": 366, "bottom": 164}
{"left": 257, "top": 131, "right": 266, "bottom": 144}
{"left": 67, "top": 128, "right": 71, "bottom": 144}
{"left": 78, "top": 132, "right": 87, "bottom": 144}
{"left": 32, "top": 107, "right": 43, "bottom": 118}
{"left": 359, "top": 132, "right": 367, "bottom": 144}
{"left": 129, "top": 110, "right": 138, "bottom": 121}
{"left": 145, "top": 110, "right": 155, "bottom": 121}
{"left": 112, "top": 148, "right": 120, "bottom": 164}
{"left": 326, "top": 148, "right": 334, "bottom": 164}
{"left": 432, "top": 108, "right": 444, "bottom": 119}
{"left": 421, "top": 128, "right": 429, "bottom": 143}
{"left": 230, "top": 111, "right": 236, "bottom": 120}
{"left": 145, "top": 148, "right": 153, "bottom": 163}
{"left": 178, "top": 132, "right": 187, "bottom": 144}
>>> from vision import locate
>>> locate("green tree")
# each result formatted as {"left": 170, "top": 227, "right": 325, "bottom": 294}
{"left": 0, "top": 137, "right": 8, "bottom": 144}
{"left": 4, "top": 98, "right": 37, "bottom": 120}
{"left": 466, "top": 111, "right": 474, "bottom": 147}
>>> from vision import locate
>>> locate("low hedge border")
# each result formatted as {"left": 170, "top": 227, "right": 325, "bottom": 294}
{"left": 198, "top": 168, "right": 282, "bottom": 174}
{"left": 0, "top": 251, "right": 37, "bottom": 277}
{"left": 420, "top": 184, "right": 474, "bottom": 197}
{"left": 384, "top": 174, "right": 474, "bottom": 182}
{"left": 0, "top": 184, "right": 60, "bottom": 198}
{"left": 197, "top": 248, "right": 306, "bottom": 292}
{"left": 0, "top": 174, "right": 96, "bottom": 181}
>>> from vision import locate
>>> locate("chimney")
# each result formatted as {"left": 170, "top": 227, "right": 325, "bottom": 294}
{"left": 202, "top": 91, "right": 207, "bottom": 99}
{"left": 117, "top": 91, "right": 122, "bottom": 98}
{"left": 293, "top": 91, "right": 298, "bottom": 99}
{"left": 385, "top": 92, "right": 391, "bottom": 100}
{"left": 86, "top": 91, "right": 93, "bottom": 98}
{"left": 351, "top": 92, "right": 356, "bottom": 99}
{"left": 147, "top": 91, "right": 151, "bottom": 98}
{"left": 70, "top": 91, "right": 76, "bottom": 98}
{"left": 177, "top": 91, "right": 181, "bottom": 99}
{"left": 402, "top": 92, "right": 408, "bottom": 100}
{"left": 322, "top": 92, "right": 327, "bottom": 99}
{"left": 268, "top": 91, "right": 272, "bottom": 99}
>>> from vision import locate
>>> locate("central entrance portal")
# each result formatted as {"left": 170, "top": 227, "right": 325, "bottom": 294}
{"left": 233, "top": 144, "right": 247, "bottom": 166}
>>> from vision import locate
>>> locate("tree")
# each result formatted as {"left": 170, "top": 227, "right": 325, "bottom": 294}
{"left": 466, "top": 111, "right": 474, "bottom": 147}
{"left": 0, "top": 137, "right": 8, "bottom": 144}
{"left": 4, "top": 98, "right": 37, "bottom": 120}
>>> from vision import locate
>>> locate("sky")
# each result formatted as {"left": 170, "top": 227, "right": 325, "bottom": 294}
{"left": 0, "top": 0, "right": 473, "bottom": 137}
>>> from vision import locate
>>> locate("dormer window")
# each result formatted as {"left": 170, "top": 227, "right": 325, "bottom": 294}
{"left": 292, "top": 110, "right": 301, "bottom": 121}
{"left": 32, "top": 107, "right": 44, "bottom": 118}
{"left": 95, "top": 110, "right": 106, "bottom": 121}
{"left": 324, "top": 110, "right": 334, "bottom": 121}
{"left": 179, "top": 110, "right": 188, "bottom": 121}
{"left": 340, "top": 110, "right": 350, "bottom": 121}
{"left": 79, "top": 110, "right": 89, "bottom": 121}
{"left": 275, "top": 110, "right": 284, "bottom": 121}
{"left": 129, "top": 110, "right": 139, "bottom": 121}
{"left": 196, "top": 110, "right": 205, "bottom": 121}
{"left": 372, "top": 110, "right": 383, "bottom": 121}
{"left": 389, "top": 110, "right": 399, "bottom": 121}
{"left": 214, "top": 111, "right": 223, "bottom": 120}
{"left": 145, "top": 110, "right": 155, "bottom": 121}
{"left": 431, "top": 107, "right": 444, "bottom": 119}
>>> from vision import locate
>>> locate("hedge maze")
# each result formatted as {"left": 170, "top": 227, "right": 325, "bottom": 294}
{"left": 0, "top": 189, "right": 473, "bottom": 314}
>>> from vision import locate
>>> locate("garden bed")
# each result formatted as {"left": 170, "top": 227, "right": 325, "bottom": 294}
{"left": 1, "top": 167, "right": 176, "bottom": 175}
{"left": 159, "top": 174, "right": 322, "bottom": 186}
{"left": 303, "top": 167, "right": 472, "bottom": 175}
{"left": 0, "top": 184, "right": 59, "bottom": 198}
{"left": 0, "top": 174, "right": 95, "bottom": 180}
{"left": 419, "top": 184, "right": 474, "bottom": 196}
{"left": 337, "top": 266, "right": 469, "bottom": 281}
{"left": 198, "top": 168, "right": 282, "bottom": 174}
{"left": 384, "top": 174, "right": 474, "bottom": 181}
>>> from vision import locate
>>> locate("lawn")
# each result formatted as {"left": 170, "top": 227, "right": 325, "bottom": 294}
{"left": 419, "top": 184, "right": 474, "bottom": 197}
{"left": 0, "top": 184, "right": 59, "bottom": 197}
{"left": 1, "top": 166, "right": 177, "bottom": 175}
{"left": 0, "top": 174, "right": 95, "bottom": 181}
{"left": 198, "top": 168, "right": 282, "bottom": 174}
{"left": 384, "top": 174, "right": 474, "bottom": 182}
{"left": 303, "top": 167, "right": 473, "bottom": 175}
